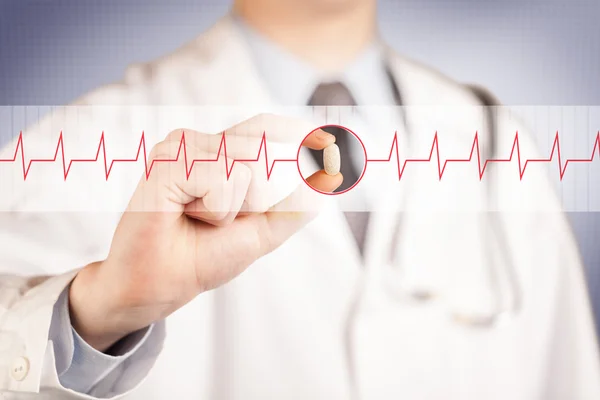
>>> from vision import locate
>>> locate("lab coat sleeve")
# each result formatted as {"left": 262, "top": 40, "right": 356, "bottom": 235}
{"left": 0, "top": 270, "right": 166, "bottom": 399}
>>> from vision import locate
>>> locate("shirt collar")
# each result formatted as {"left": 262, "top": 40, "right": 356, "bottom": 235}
{"left": 231, "top": 13, "right": 396, "bottom": 106}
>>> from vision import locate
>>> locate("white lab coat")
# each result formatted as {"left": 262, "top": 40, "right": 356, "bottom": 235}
{"left": 1, "top": 15, "right": 599, "bottom": 400}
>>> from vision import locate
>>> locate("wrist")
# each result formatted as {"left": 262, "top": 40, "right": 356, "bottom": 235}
{"left": 69, "top": 261, "right": 135, "bottom": 352}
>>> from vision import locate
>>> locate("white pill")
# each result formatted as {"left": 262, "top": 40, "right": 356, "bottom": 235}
{"left": 323, "top": 144, "right": 341, "bottom": 175}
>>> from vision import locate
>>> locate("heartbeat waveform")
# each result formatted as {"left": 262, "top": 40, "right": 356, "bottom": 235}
{"left": 0, "top": 131, "right": 297, "bottom": 181}
{"left": 369, "top": 131, "right": 600, "bottom": 181}
{"left": 0, "top": 130, "right": 599, "bottom": 181}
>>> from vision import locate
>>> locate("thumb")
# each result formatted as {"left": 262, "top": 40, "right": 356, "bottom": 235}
{"left": 244, "top": 168, "right": 343, "bottom": 257}
{"left": 195, "top": 168, "right": 342, "bottom": 290}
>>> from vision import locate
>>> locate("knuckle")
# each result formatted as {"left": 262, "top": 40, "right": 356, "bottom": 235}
{"left": 251, "top": 214, "right": 274, "bottom": 258}
{"left": 148, "top": 141, "right": 171, "bottom": 160}
{"left": 165, "top": 128, "right": 187, "bottom": 142}
{"left": 251, "top": 112, "right": 277, "bottom": 124}
{"left": 233, "top": 162, "right": 252, "bottom": 181}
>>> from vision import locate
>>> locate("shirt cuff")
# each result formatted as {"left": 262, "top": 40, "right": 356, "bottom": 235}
{"left": 49, "top": 284, "right": 154, "bottom": 394}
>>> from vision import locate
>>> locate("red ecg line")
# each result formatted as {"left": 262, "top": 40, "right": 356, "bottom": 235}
{"left": 1, "top": 130, "right": 599, "bottom": 181}
{"left": 0, "top": 131, "right": 297, "bottom": 181}
{"left": 367, "top": 131, "right": 600, "bottom": 181}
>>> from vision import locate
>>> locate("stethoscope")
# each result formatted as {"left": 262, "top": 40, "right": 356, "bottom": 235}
{"left": 341, "top": 73, "right": 523, "bottom": 399}
{"left": 381, "top": 82, "right": 522, "bottom": 328}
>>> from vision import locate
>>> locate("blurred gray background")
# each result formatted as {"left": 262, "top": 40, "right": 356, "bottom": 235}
{"left": 1, "top": 0, "right": 599, "bottom": 334}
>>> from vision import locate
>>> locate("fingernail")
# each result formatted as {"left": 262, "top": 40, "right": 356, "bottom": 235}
{"left": 314, "top": 129, "right": 335, "bottom": 142}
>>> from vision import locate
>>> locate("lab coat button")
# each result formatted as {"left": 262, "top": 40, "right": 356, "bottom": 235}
{"left": 10, "top": 356, "right": 29, "bottom": 381}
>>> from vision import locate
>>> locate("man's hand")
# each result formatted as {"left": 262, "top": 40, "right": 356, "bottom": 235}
{"left": 68, "top": 114, "right": 343, "bottom": 352}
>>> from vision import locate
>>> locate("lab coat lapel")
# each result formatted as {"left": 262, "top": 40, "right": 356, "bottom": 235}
{"left": 188, "top": 17, "right": 274, "bottom": 113}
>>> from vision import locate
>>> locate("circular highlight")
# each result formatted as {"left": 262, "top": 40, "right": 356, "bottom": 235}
{"left": 297, "top": 124, "right": 367, "bottom": 195}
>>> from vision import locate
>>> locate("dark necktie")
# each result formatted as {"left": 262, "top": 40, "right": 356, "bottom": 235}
{"left": 308, "top": 82, "right": 370, "bottom": 254}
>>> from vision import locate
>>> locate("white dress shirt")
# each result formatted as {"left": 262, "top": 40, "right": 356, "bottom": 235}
{"left": 48, "top": 14, "right": 401, "bottom": 395}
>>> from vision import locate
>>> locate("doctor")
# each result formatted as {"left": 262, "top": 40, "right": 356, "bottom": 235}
{"left": 1, "top": 0, "right": 599, "bottom": 399}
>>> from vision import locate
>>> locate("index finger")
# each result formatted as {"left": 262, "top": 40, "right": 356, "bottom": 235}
{"left": 225, "top": 114, "right": 336, "bottom": 149}
{"left": 301, "top": 129, "right": 336, "bottom": 150}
